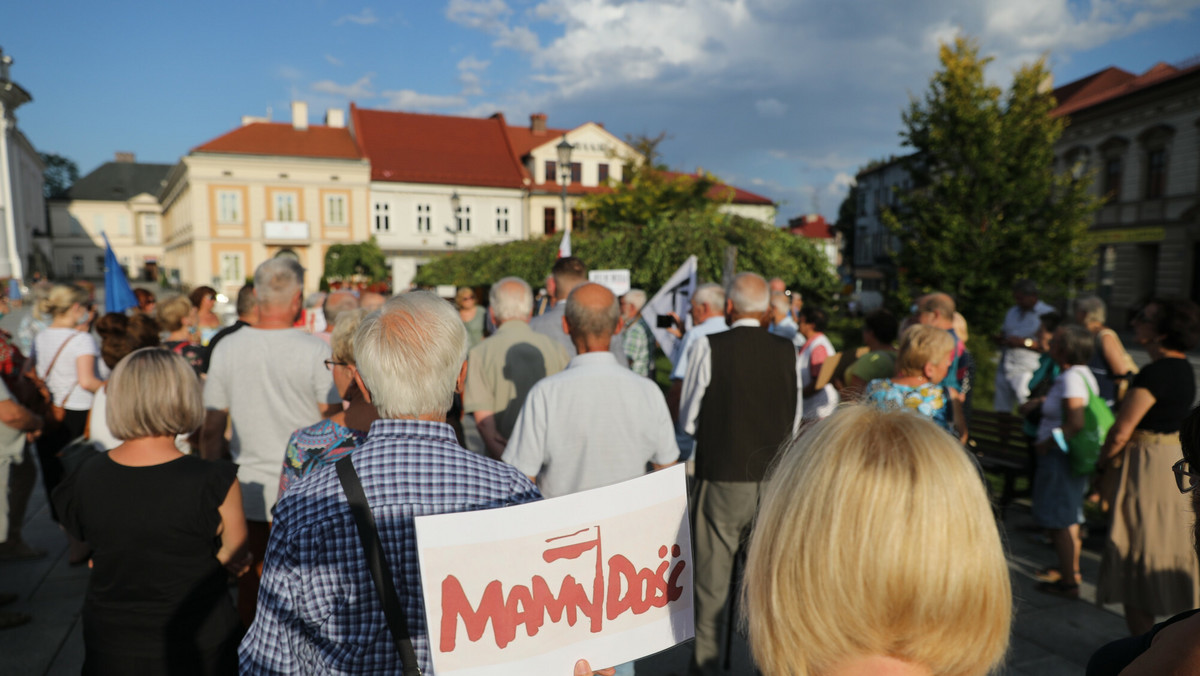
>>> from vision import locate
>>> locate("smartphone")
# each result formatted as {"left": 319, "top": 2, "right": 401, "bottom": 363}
{"left": 656, "top": 315, "right": 676, "bottom": 328}
{"left": 1051, "top": 428, "right": 1069, "bottom": 453}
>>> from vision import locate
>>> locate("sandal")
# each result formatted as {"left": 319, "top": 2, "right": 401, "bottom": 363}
{"left": 1034, "top": 566, "right": 1082, "bottom": 584}
{"left": 1036, "top": 579, "right": 1080, "bottom": 599}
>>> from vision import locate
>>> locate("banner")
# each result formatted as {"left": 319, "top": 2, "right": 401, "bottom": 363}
{"left": 640, "top": 256, "right": 698, "bottom": 365}
{"left": 415, "top": 465, "right": 694, "bottom": 676}
{"left": 588, "top": 269, "right": 631, "bottom": 297}
{"left": 101, "top": 232, "right": 138, "bottom": 314}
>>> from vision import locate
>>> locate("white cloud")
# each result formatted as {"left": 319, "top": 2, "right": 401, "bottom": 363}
{"left": 335, "top": 8, "right": 379, "bottom": 26}
{"left": 755, "top": 98, "right": 787, "bottom": 117}
{"left": 311, "top": 74, "right": 376, "bottom": 99}
{"left": 446, "top": 0, "right": 540, "bottom": 52}
{"left": 324, "top": 54, "right": 344, "bottom": 67}
{"left": 277, "top": 65, "right": 303, "bottom": 81}
{"left": 380, "top": 89, "right": 467, "bottom": 110}
{"left": 457, "top": 56, "right": 491, "bottom": 96}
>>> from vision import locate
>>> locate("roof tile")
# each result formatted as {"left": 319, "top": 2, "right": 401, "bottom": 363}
{"left": 192, "top": 122, "right": 362, "bottom": 160}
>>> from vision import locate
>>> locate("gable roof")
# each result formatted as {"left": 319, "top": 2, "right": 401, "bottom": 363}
{"left": 350, "top": 105, "right": 527, "bottom": 188}
{"left": 191, "top": 122, "right": 362, "bottom": 160}
{"left": 660, "top": 171, "right": 775, "bottom": 206}
{"left": 1052, "top": 61, "right": 1200, "bottom": 118}
{"left": 63, "top": 162, "right": 173, "bottom": 202}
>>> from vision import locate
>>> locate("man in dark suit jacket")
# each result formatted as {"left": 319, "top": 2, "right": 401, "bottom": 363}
{"left": 679, "top": 272, "right": 802, "bottom": 676}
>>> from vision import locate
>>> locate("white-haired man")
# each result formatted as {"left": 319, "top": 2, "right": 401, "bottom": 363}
{"left": 240, "top": 291, "right": 541, "bottom": 674}
{"left": 680, "top": 272, "right": 802, "bottom": 676}
{"left": 665, "top": 283, "right": 728, "bottom": 459}
{"left": 463, "top": 277, "right": 568, "bottom": 459}
{"left": 620, "top": 289, "right": 656, "bottom": 379}
{"left": 203, "top": 258, "right": 340, "bottom": 627}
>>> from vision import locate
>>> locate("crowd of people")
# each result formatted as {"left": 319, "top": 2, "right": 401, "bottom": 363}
{"left": 0, "top": 258, "right": 1198, "bottom": 676}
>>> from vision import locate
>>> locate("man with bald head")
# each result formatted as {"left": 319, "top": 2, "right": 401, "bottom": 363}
{"left": 463, "top": 277, "right": 569, "bottom": 458}
{"left": 680, "top": 272, "right": 802, "bottom": 676}
{"left": 504, "top": 282, "right": 677, "bottom": 502}
{"left": 315, "top": 289, "right": 359, "bottom": 344}
{"left": 359, "top": 291, "right": 386, "bottom": 313}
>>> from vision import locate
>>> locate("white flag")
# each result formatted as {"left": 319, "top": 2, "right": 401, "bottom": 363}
{"left": 558, "top": 230, "right": 571, "bottom": 258}
{"left": 641, "top": 255, "right": 698, "bottom": 365}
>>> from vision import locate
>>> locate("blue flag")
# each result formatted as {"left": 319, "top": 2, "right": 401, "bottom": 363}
{"left": 102, "top": 233, "right": 138, "bottom": 314}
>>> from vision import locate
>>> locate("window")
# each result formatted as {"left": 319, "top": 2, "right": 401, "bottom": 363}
{"left": 273, "top": 192, "right": 298, "bottom": 221}
{"left": 456, "top": 205, "right": 471, "bottom": 233}
{"left": 544, "top": 207, "right": 556, "bottom": 235}
{"left": 96, "top": 255, "right": 106, "bottom": 273}
{"left": 1146, "top": 149, "right": 1166, "bottom": 198}
{"left": 373, "top": 201, "right": 390, "bottom": 232}
{"left": 70, "top": 256, "right": 84, "bottom": 276}
{"left": 117, "top": 215, "right": 131, "bottom": 236}
{"left": 416, "top": 204, "right": 431, "bottom": 233}
{"left": 217, "top": 190, "right": 241, "bottom": 223}
{"left": 570, "top": 162, "right": 582, "bottom": 183}
{"left": 325, "top": 194, "right": 347, "bottom": 227}
{"left": 143, "top": 214, "right": 160, "bottom": 243}
{"left": 219, "top": 252, "right": 245, "bottom": 284}
{"left": 545, "top": 160, "right": 557, "bottom": 183}
{"left": 598, "top": 163, "right": 609, "bottom": 183}
{"left": 1104, "top": 157, "right": 1122, "bottom": 201}
{"left": 496, "top": 206, "right": 509, "bottom": 234}
{"left": 93, "top": 214, "right": 105, "bottom": 234}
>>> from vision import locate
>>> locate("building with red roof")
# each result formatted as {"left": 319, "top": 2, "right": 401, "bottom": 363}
{"left": 787, "top": 214, "right": 840, "bottom": 272}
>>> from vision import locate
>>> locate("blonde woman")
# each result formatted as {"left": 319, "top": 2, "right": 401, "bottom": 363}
{"left": 53, "top": 349, "right": 247, "bottom": 674}
{"left": 32, "top": 284, "right": 103, "bottom": 525}
{"left": 278, "top": 308, "right": 378, "bottom": 497}
{"left": 863, "top": 325, "right": 961, "bottom": 437}
{"left": 742, "top": 406, "right": 1011, "bottom": 676}
{"left": 158, "top": 295, "right": 205, "bottom": 375}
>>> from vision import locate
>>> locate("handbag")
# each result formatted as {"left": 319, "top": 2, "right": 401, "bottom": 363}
{"left": 335, "top": 455, "right": 422, "bottom": 675}
{"left": 1065, "top": 376, "right": 1115, "bottom": 477}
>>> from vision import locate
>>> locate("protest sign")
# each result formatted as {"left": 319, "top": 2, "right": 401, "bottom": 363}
{"left": 588, "top": 269, "right": 631, "bottom": 296}
{"left": 415, "top": 465, "right": 694, "bottom": 676}
{"left": 641, "top": 256, "right": 698, "bottom": 364}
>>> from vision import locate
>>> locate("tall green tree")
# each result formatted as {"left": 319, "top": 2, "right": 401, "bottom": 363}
{"left": 322, "top": 237, "right": 388, "bottom": 287}
{"left": 885, "top": 37, "right": 1100, "bottom": 337}
{"left": 40, "top": 152, "right": 79, "bottom": 199}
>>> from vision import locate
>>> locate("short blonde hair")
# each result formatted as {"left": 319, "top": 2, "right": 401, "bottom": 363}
{"left": 106, "top": 348, "right": 204, "bottom": 440}
{"left": 45, "top": 284, "right": 88, "bottom": 318}
{"left": 895, "top": 324, "right": 954, "bottom": 377}
{"left": 331, "top": 308, "right": 368, "bottom": 365}
{"left": 156, "top": 295, "right": 194, "bottom": 332}
{"left": 743, "top": 406, "right": 1011, "bottom": 676}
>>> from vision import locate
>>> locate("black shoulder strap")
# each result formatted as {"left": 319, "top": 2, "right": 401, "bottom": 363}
{"left": 335, "top": 455, "right": 423, "bottom": 675}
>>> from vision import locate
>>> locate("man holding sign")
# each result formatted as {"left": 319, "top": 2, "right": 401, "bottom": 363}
{"left": 240, "top": 292, "right": 542, "bottom": 675}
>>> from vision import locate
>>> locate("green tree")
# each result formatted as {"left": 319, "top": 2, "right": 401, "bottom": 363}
{"left": 322, "top": 237, "right": 388, "bottom": 288}
{"left": 40, "top": 152, "right": 79, "bottom": 199}
{"left": 884, "top": 37, "right": 1100, "bottom": 338}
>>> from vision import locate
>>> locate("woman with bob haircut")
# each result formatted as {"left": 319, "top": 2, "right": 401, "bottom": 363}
{"left": 53, "top": 349, "right": 248, "bottom": 674}
{"left": 864, "top": 324, "right": 963, "bottom": 438}
{"left": 741, "top": 406, "right": 1011, "bottom": 676}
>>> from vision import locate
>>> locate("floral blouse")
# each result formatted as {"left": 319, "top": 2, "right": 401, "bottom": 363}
{"left": 278, "top": 418, "right": 368, "bottom": 498}
{"left": 863, "top": 378, "right": 952, "bottom": 433}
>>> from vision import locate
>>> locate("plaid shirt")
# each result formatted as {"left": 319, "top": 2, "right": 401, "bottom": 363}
{"left": 239, "top": 419, "right": 541, "bottom": 675}
{"left": 623, "top": 317, "right": 655, "bottom": 379}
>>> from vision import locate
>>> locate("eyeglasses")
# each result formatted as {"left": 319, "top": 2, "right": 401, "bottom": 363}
{"left": 1172, "top": 459, "right": 1200, "bottom": 494}
{"left": 324, "top": 360, "right": 348, "bottom": 371}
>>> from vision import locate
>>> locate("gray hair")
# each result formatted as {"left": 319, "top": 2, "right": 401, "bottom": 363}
{"left": 729, "top": 272, "right": 770, "bottom": 314}
{"left": 692, "top": 283, "right": 726, "bottom": 313}
{"left": 623, "top": 289, "right": 648, "bottom": 313}
{"left": 235, "top": 285, "right": 257, "bottom": 317}
{"left": 330, "top": 308, "right": 369, "bottom": 365}
{"left": 254, "top": 258, "right": 305, "bottom": 308}
{"left": 488, "top": 277, "right": 533, "bottom": 323}
{"left": 770, "top": 292, "right": 790, "bottom": 315}
{"left": 324, "top": 290, "right": 360, "bottom": 329}
{"left": 1075, "top": 295, "right": 1106, "bottom": 325}
{"left": 565, "top": 283, "right": 621, "bottom": 338}
{"left": 1054, "top": 323, "right": 1094, "bottom": 366}
{"left": 353, "top": 291, "right": 467, "bottom": 419}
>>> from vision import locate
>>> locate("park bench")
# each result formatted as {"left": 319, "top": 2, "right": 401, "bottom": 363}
{"left": 967, "top": 410, "right": 1030, "bottom": 517}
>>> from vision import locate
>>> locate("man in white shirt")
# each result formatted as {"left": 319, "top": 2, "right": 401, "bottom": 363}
{"left": 995, "top": 279, "right": 1055, "bottom": 412}
{"left": 504, "top": 283, "right": 677, "bottom": 499}
{"left": 665, "top": 283, "right": 728, "bottom": 459}
{"left": 202, "top": 258, "right": 340, "bottom": 627}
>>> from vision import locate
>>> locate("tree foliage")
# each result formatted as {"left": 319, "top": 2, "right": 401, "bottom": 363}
{"left": 40, "top": 152, "right": 79, "bottom": 199}
{"left": 885, "top": 37, "right": 1100, "bottom": 337}
{"left": 413, "top": 213, "right": 838, "bottom": 301}
{"left": 322, "top": 237, "right": 389, "bottom": 287}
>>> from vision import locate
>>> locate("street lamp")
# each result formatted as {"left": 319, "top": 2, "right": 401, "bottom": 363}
{"left": 556, "top": 136, "right": 574, "bottom": 233}
{"left": 445, "top": 191, "right": 461, "bottom": 248}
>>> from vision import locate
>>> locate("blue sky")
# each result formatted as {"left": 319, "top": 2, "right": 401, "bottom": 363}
{"left": 5, "top": 0, "right": 1199, "bottom": 223}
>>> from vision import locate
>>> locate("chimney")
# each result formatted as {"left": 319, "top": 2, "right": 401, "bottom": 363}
{"left": 114, "top": 152, "right": 135, "bottom": 163}
{"left": 530, "top": 113, "right": 547, "bottom": 134}
{"left": 325, "top": 108, "right": 345, "bottom": 128}
{"left": 292, "top": 101, "right": 309, "bottom": 131}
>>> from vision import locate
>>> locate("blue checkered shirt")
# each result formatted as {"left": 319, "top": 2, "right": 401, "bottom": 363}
{"left": 238, "top": 419, "right": 541, "bottom": 675}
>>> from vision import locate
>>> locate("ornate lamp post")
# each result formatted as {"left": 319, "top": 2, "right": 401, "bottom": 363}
{"left": 556, "top": 136, "right": 574, "bottom": 233}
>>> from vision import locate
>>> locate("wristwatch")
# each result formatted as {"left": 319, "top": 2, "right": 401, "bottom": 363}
{"left": 1023, "top": 338, "right": 1035, "bottom": 349}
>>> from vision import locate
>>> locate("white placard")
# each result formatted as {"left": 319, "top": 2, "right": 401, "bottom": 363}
{"left": 415, "top": 465, "right": 694, "bottom": 676}
{"left": 588, "top": 269, "right": 631, "bottom": 297}
{"left": 641, "top": 256, "right": 698, "bottom": 363}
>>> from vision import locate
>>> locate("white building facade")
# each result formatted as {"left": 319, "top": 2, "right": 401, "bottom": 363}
{"left": 0, "top": 48, "right": 45, "bottom": 283}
